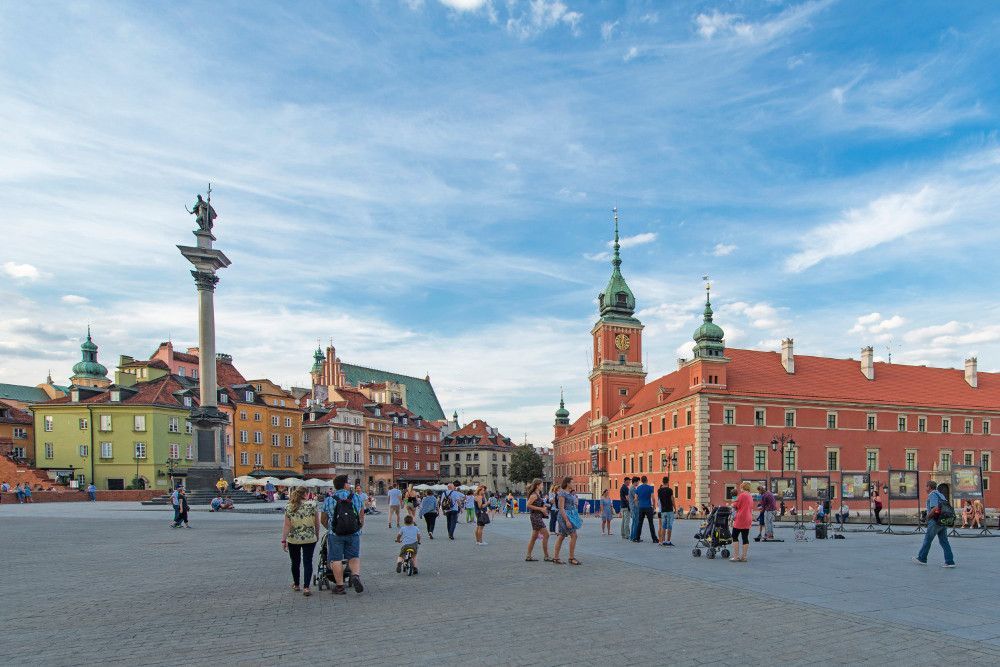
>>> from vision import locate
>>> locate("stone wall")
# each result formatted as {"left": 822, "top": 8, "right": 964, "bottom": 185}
{"left": 0, "top": 489, "right": 162, "bottom": 503}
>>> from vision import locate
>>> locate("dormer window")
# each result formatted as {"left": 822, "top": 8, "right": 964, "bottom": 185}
{"left": 245, "top": 391, "right": 254, "bottom": 402}
{"left": 220, "top": 393, "right": 228, "bottom": 404}
{"left": 111, "top": 389, "right": 120, "bottom": 402}
{"left": 183, "top": 396, "right": 192, "bottom": 407}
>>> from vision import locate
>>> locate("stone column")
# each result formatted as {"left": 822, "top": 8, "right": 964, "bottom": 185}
{"left": 179, "top": 218, "right": 232, "bottom": 490}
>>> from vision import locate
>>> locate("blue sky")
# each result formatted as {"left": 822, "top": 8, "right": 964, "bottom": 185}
{"left": 2, "top": 0, "right": 999, "bottom": 445}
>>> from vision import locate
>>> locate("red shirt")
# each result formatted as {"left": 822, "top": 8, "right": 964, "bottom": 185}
{"left": 733, "top": 491, "right": 754, "bottom": 530}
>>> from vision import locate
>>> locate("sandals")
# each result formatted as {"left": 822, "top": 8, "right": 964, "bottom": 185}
{"left": 291, "top": 585, "right": 301, "bottom": 591}
{"left": 568, "top": 558, "right": 582, "bottom": 566}
{"left": 551, "top": 558, "right": 564, "bottom": 564}
{"left": 303, "top": 589, "right": 312, "bottom": 596}
{"left": 543, "top": 557, "right": 553, "bottom": 562}
{"left": 525, "top": 557, "right": 538, "bottom": 562}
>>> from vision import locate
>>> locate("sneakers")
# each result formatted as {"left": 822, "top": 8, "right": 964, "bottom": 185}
{"left": 396, "top": 562, "right": 403, "bottom": 573}
{"left": 665, "top": 541, "right": 674, "bottom": 546}
{"left": 476, "top": 541, "right": 488, "bottom": 546}
{"left": 912, "top": 557, "right": 927, "bottom": 565}
{"left": 350, "top": 574, "right": 364, "bottom": 593}
{"left": 412, "top": 567, "right": 419, "bottom": 575}
{"left": 942, "top": 563, "right": 957, "bottom": 568}
{"left": 333, "top": 585, "right": 346, "bottom": 595}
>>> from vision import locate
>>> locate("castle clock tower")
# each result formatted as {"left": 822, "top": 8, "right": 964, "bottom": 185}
{"left": 589, "top": 209, "right": 646, "bottom": 425}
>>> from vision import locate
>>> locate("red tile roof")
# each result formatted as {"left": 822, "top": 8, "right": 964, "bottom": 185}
{"left": 380, "top": 403, "right": 437, "bottom": 431}
{"left": 0, "top": 399, "right": 33, "bottom": 424}
{"left": 173, "top": 351, "right": 199, "bottom": 364}
{"left": 41, "top": 375, "right": 195, "bottom": 408}
{"left": 445, "top": 418, "right": 514, "bottom": 447}
{"left": 562, "top": 410, "right": 592, "bottom": 436}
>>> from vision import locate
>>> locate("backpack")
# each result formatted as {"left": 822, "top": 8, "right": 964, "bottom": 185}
{"left": 936, "top": 495, "right": 956, "bottom": 527}
{"left": 331, "top": 492, "right": 360, "bottom": 536}
{"left": 440, "top": 492, "right": 453, "bottom": 512}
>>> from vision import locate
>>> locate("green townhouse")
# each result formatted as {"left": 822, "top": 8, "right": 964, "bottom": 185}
{"left": 31, "top": 374, "right": 198, "bottom": 490}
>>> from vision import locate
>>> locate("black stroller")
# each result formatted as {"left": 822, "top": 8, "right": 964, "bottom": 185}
{"left": 692, "top": 506, "right": 733, "bottom": 559}
{"left": 314, "top": 531, "right": 353, "bottom": 592}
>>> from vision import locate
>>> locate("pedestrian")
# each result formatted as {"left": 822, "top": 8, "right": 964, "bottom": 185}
{"left": 730, "top": 481, "right": 753, "bottom": 562}
{"left": 759, "top": 485, "right": 777, "bottom": 541}
{"left": 169, "top": 485, "right": 181, "bottom": 526}
{"left": 464, "top": 490, "right": 476, "bottom": 523}
{"left": 619, "top": 477, "right": 632, "bottom": 540}
{"left": 417, "top": 490, "right": 437, "bottom": 538}
{"left": 281, "top": 486, "right": 320, "bottom": 596}
{"left": 404, "top": 484, "right": 418, "bottom": 520}
{"left": 632, "top": 476, "right": 656, "bottom": 543}
{"left": 354, "top": 482, "right": 369, "bottom": 518}
{"left": 505, "top": 491, "right": 515, "bottom": 518}
{"left": 172, "top": 487, "right": 190, "bottom": 528}
{"left": 628, "top": 476, "right": 641, "bottom": 540}
{"left": 22, "top": 483, "right": 32, "bottom": 503}
{"left": 15, "top": 482, "right": 25, "bottom": 504}
{"left": 1, "top": 480, "right": 9, "bottom": 503}
{"left": 265, "top": 479, "right": 276, "bottom": 503}
{"left": 474, "top": 485, "right": 491, "bottom": 545}
{"left": 914, "top": 480, "right": 956, "bottom": 568}
{"left": 395, "top": 515, "right": 421, "bottom": 574}
{"left": 547, "top": 485, "right": 559, "bottom": 535}
{"left": 87, "top": 482, "right": 97, "bottom": 501}
{"left": 872, "top": 491, "right": 883, "bottom": 525}
{"left": 779, "top": 499, "right": 786, "bottom": 518}
{"left": 552, "top": 477, "right": 581, "bottom": 566}
{"left": 387, "top": 482, "right": 402, "bottom": 529}
{"left": 442, "top": 481, "right": 464, "bottom": 540}
{"left": 753, "top": 487, "right": 766, "bottom": 542}
{"left": 524, "top": 478, "right": 551, "bottom": 561}
{"left": 599, "top": 488, "right": 615, "bottom": 536}
{"left": 657, "top": 476, "right": 675, "bottom": 546}
{"left": 835, "top": 502, "right": 850, "bottom": 527}
{"left": 321, "top": 474, "right": 366, "bottom": 595}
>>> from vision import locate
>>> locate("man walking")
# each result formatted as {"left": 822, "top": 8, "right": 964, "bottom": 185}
{"left": 443, "top": 481, "right": 465, "bottom": 540}
{"left": 759, "top": 484, "right": 777, "bottom": 541}
{"left": 657, "top": 476, "right": 675, "bottom": 546}
{"left": 387, "top": 482, "right": 402, "bottom": 528}
{"left": 172, "top": 487, "right": 190, "bottom": 528}
{"left": 170, "top": 485, "right": 181, "bottom": 526}
{"left": 322, "top": 474, "right": 366, "bottom": 595}
{"left": 629, "top": 476, "right": 641, "bottom": 541}
{"left": 913, "top": 480, "right": 956, "bottom": 568}
{"left": 619, "top": 478, "right": 632, "bottom": 540}
{"left": 633, "top": 476, "right": 657, "bottom": 543}
{"left": 87, "top": 482, "right": 97, "bottom": 501}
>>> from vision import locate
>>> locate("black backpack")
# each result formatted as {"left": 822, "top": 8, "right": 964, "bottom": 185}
{"left": 936, "top": 496, "right": 956, "bottom": 527}
{"left": 440, "top": 492, "right": 453, "bottom": 512}
{"left": 331, "top": 492, "right": 361, "bottom": 536}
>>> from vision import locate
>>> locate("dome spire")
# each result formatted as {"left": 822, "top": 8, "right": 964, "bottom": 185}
{"left": 555, "top": 386, "right": 570, "bottom": 425}
{"left": 612, "top": 207, "right": 621, "bottom": 269}
{"left": 703, "top": 277, "right": 714, "bottom": 322}
{"left": 692, "top": 277, "right": 725, "bottom": 359}
{"left": 598, "top": 207, "right": 637, "bottom": 321}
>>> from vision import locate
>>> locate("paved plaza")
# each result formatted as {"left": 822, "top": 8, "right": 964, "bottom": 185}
{"left": 3, "top": 502, "right": 1000, "bottom": 666}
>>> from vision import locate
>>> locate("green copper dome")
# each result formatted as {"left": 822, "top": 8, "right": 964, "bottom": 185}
{"left": 597, "top": 209, "right": 637, "bottom": 322}
{"left": 555, "top": 389, "right": 570, "bottom": 426}
{"left": 72, "top": 328, "right": 108, "bottom": 379}
{"left": 310, "top": 346, "right": 323, "bottom": 374}
{"left": 692, "top": 287, "right": 725, "bottom": 359}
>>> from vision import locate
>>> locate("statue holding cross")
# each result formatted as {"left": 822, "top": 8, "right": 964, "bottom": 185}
{"left": 186, "top": 185, "right": 217, "bottom": 233}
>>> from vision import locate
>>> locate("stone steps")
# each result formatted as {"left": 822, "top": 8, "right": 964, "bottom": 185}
{"left": 141, "top": 489, "right": 268, "bottom": 506}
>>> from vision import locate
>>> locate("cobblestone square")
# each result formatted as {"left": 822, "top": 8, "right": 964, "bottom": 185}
{"left": 3, "top": 502, "right": 1000, "bottom": 666}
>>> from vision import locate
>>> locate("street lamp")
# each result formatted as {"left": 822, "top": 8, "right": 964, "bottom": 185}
{"left": 770, "top": 434, "right": 796, "bottom": 476}
{"left": 670, "top": 453, "right": 678, "bottom": 472}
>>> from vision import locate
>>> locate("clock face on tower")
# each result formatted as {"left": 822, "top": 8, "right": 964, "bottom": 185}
{"left": 614, "top": 333, "right": 631, "bottom": 352}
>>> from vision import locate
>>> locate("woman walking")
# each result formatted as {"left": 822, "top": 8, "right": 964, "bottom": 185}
{"left": 404, "top": 484, "right": 419, "bottom": 520}
{"left": 281, "top": 486, "right": 320, "bottom": 596}
{"left": 599, "top": 488, "right": 615, "bottom": 535}
{"left": 474, "top": 485, "right": 491, "bottom": 546}
{"left": 505, "top": 491, "right": 516, "bottom": 518}
{"left": 418, "top": 490, "right": 439, "bottom": 539}
{"left": 730, "top": 481, "right": 753, "bottom": 562}
{"left": 524, "top": 478, "right": 551, "bottom": 562}
{"left": 872, "top": 491, "right": 884, "bottom": 525}
{"left": 552, "top": 477, "right": 581, "bottom": 565}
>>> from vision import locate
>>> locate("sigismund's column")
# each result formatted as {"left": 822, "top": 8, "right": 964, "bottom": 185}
{"left": 178, "top": 186, "right": 232, "bottom": 490}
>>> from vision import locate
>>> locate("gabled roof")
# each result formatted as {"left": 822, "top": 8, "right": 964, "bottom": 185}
{"left": 444, "top": 418, "right": 513, "bottom": 448}
{"left": 0, "top": 384, "right": 52, "bottom": 404}
{"left": 39, "top": 375, "right": 196, "bottom": 409}
{"left": 562, "top": 410, "right": 592, "bottom": 436}
{"left": 341, "top": 363, "right": 445, "bottom": 421}
{"left": 0, "top": 399, "right": 33, "bottom": 424}
{"left": 380, "top": 403, "right": 437, "bottom": 431}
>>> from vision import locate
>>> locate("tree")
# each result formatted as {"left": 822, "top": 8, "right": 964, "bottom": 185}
{"left": 509, "top": 444, "right": 544, "bottom": 488}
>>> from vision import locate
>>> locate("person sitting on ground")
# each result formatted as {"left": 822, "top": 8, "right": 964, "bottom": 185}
{"left": 835, "top": 503, "right": 850, "bottom": 526}
{"left": 395, "top": 515, "right": 421, "bottom": 575}
{"left": 220, "top": 497, "right": 234, "bottom": 510}
{"left": 961, "top": 499, "right": 973, "bottom": 528}
{"left": 210, "top": 496, "right": 223, "bottom": 512}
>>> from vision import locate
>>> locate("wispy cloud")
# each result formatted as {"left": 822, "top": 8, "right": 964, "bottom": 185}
{"left": 623, "top": 46, "right": 639, "bottom": 62}
{"left": 615, "top": 232, "right": 657, "bottom": 248}
{"left": 506, "top": 0, "right": 583, "bottom": 39}
{"left": 694, "top": 1, "right": 832, "bottom": 44}
{"left": 60, "top": 294, "right": 90, "bottom": 305}
{"left": 713, "top": 242, "right": 736, "bottom": 256}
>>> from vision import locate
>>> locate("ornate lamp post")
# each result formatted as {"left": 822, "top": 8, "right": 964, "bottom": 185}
{"left": 178, "top": 185, "right": 232, "bottom": 491}
{"left": 771, "top": 433, "right": 797, "bottom": 524}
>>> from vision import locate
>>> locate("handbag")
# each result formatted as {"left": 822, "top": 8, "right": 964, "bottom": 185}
{"left": 567, "top": 506, "right": 582, "bottom": 530}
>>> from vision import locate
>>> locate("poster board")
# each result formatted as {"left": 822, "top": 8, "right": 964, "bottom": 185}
{"left": 742, "top": 479, "right": 768, "bottom": 500}
{"left": 951, "top": 465, "right": 984, "bottom": 500}
{"left": 802, "top": 475, "right": 831, "bottom": 501}
{"left": 770, "top": 476, "right": 796, "bottom": 500}
{"left": 888, "top": 469, "right": 919, "bottom": 499}
{"left": 840, "top": 472, "right": 870, "bottom": 500}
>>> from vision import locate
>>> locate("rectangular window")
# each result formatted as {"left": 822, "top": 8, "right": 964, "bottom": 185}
{"left": 134, "top": 442, "right": 146, "bottom": 459}
{"left": 918, "top": 417, "right": 926, "bottom": 433}
{"left": 254, "top": 412, "right": 261, "bottom": 422}
{"left": 403, "top": 461, "right": 409, "bottom": 471}
{"left": 44, "top": 416, "right": 53, "bottom": 431}
{"left": 254, "top": 431, "right": 262, "bottom": 444}
{"left": 134, "top": 415, "right": 146, "bottom": 432}
{"left": 185, "top": 420, "right": 192, "bottom": 434}
{"left": 905, "top": 451, "right": 917, "bottom": 471}
{"left": 965, "top": 419, "right": 973, "bottom": 435}
{"left": 984, "top": 477, "right": 990, "bottom": 491}
{"left": 827, "top": 413, "right": 837, "bottom": 429}
{"left": 942, "top": 418, "right": 950, "bottom": 433}
{"left": 867, "top": 414, "right": 876, "bottom": 431}
{"left": 685, "top": 449, "right": 692, "bottom": 471}
{"left": 785, "top": 448, "right": 796, "bottom": 471}
{"left": 639, "top": 424, "right": 644, "bottom": 436}
{"left": 100, "top": 415, "right": 112, "bottom": 431}
{"left": 169, "top": 442, "right": 179, "bottom": 459}
{"left": 240, "top": 451, "right": 248, "bottom": 465}
{"left": 272, "top": 454, "right": 279, "bottom": 467}
{"left": 785, "top": 410, "right": 795, "bottom": 428}
{"left": 940, "top": 451, "right": 952, "bottom": 471}
{"left": 983, "top": 452, "right": 992, "bottom": 472}
{"left": 897, "top": 416, "right": 907, "bottom": 432}
{"left": 100, "top": 442, "right": 113, "bottom": 459}
{"left": 286, "top": 455, "right": 292, "bottom": 467}
{"left": 723, "top": 408, "right": 735, "bottom": 425}
{"left": 754, "top": 409, "right": 765, "bottom": 427}
{"left": 254, "top": 453, "right": 262, "bottom": 466}
{"left": 13, "top": 427, "right": 26, "bottom": 439}
{"left": 284, "top": 417, "right": 292, "bottom": 428}
{"left": 660, "top": 416, "right": 666, "bottom": 431}
{"left": 866, "top": 449, "right": 878, "bottom": 471}
{"left": 638, "top": 455, "right": 644, "bottom": 472}
{"left": 271, "top": 434, "right": 279, "bottom": 446}
{"left": 754, "top": 448, "right": 767, "bottom": 471}
{"left": 661, "top": 453, "right": 668, "bottom": 470}
{"left": 44, "top": 442, "right": 54, "bottom": 459}
{"left": 285, "top": 435, "right": 292, "bottom": 447}
{"left": 686, "top": 410, "right": 692, "bottom": 426}
{"left": 185, "top": 444, "right": 193, "bottom": 460}
{"left": 722, "top": 448, "right": 736, "bottom": 471}
{"left": 415, "top": 461, "right": 421, "bottom": 471}
{"left": 985, "top": 420, "right": 991, "bottom": 435}
{"left": 964, "top": 452, "right": 974, "bottom": 466}
{"left": 79, "top": 418, "right": 89, "bottom": 430}
{"left": 827, "top": 449, "right": 839, "bottom": 471}
{"left": 79, "top": 444, "right": 89, "bottom": 457}
{"left": 240, "top": 411, "right": 247, "bottom": 420}
{"left": 271, "top": 415, "right": 279, "bottom": 427}
{"left": 239, "top": 430, "right": 248, "bottom": 443}
{"left": 648, "top": 453, "right": 654, "bottom": 471}
{"left": 672, "top": 413, "right": 678, "bottom": 428}
{"left": 168, "top": 417, "right": 179, "bottom": 433}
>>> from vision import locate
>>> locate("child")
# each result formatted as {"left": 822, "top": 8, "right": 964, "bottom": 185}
{"left": 395, "top": 515, "right": 421, "bottom": 575}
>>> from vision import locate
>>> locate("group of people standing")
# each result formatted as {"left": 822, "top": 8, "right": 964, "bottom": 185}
{"left": 614, "top": 476, "right": 677, "bottom": 546}
{"left": 0, "top": 481, "right": 33, "bottom": 503}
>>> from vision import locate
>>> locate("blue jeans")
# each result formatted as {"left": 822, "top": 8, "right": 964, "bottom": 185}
{"left": 661, "top": 511, "right": 675, "bottom": 531}
{"left": 917, "top": 521, "right": 954, "bottom": 565}
{"left": 630, "top": 504, "right": 640, "bottom": 539}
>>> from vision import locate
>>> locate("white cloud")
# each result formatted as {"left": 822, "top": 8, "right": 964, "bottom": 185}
{"left": 675, "top": 340, "right": 695, "bottom": 359}
{"left": 694, "top": 1, "right": 831, "bottom": 43}
{"left": 584, "top": 251, "right": 611, "bottom": 262}
{"left": 722, "top": 301, "right": 781, "bottom": 329}
{"left": 600, "top": 20, "right": 617, "bottom": 41}
{"left": 556, "top": 187, "right": 587, "bottom": 201}
{"left": 623, "top": 46, "right": 639, "bottom": 62}
{"left": 613, "top": 232, "right": 657, "bottom": 249}
{"left": 61, "top": 294, "right": 90, "bottom": 305}
{"left": 506, "top": 1, "right": 583, "bottom": 39}
{"left": 712, "top": 242, "right": 736, "bottom": 256}
{"left": 903, "top": 321, "right": 962, "bottom": 343}
{"left": 848, "top": 312, "right": 905, "bottom": 336}
{"left": 438, "top": 0, "right": 487, "bottom": 10}
{"left": 3, "top": 262, "right": 41, "bottom": 281}
{"left": 639, "top": 12, "right": 658, "bottom": 25}
{"left": 785, "top": 185, "right": 954, "bottom": 272}
{"left": 695, "top": 11, "right": 739, "bottom": 39}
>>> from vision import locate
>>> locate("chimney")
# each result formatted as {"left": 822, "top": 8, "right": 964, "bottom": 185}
{"left": 677, "top": 358, "right": 686, "bottom": 369}
{"left": 965, "top": 357, "right": 978, "bottom": 388}
{"left": 860, "top": 346, "right": 874, "bottom": 380}
{"left": 781, "top": 338, "right": 795, "bottom": 374}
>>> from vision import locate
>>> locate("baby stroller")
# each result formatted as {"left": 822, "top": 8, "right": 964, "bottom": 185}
{"left": 692, "top": 506, "right": 733, "bottom": 559}
{"left": 314, "top": 531, "right": 353, "bottom": 592}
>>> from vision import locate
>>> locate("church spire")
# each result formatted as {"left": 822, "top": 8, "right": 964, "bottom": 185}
{"left": 692, "top": 278, "right": 725, "bottom": 359}
{"left": 598, "top": 208, "right": 637, "bottom": 321}
{"left": 555, "top": 386, "right": 570, "bottom": 425}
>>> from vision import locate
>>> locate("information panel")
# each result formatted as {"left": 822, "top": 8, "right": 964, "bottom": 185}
{"left": 841, "top": 472, "right": 871, "bottom": 500}
{"left": 802, "top": 475, "right": 831, "bottom": 501}
{"left": 951, "top": 465, "right": 984, "bottom": 500}
{"left": 888, "top": 469, "right": 919, "bottom": 499}
{"left": 770, "top": 476, "right": 796, "bottom": 500}
{"left": 742, "top": 479, "right": 768, "bottom": 499}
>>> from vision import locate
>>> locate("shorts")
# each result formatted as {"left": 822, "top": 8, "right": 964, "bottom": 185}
{"left": 757, "top": 511, "right": 765, "bottom": 525}
{"left": 732, "top": 527, "right": 750, "bottom": 544}
{"left": 327, "top": 533, "right": 361, "bottom": 561}
{"left": 660, "top": 511, "right": 675, "bottom": 530}
{"left": 399, "top": 543, "right": 418, "bottom": 557}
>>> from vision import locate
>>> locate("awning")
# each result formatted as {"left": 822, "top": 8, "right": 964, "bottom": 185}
{"left": 249, "top": 469, "right": 302, "bottom": 478}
